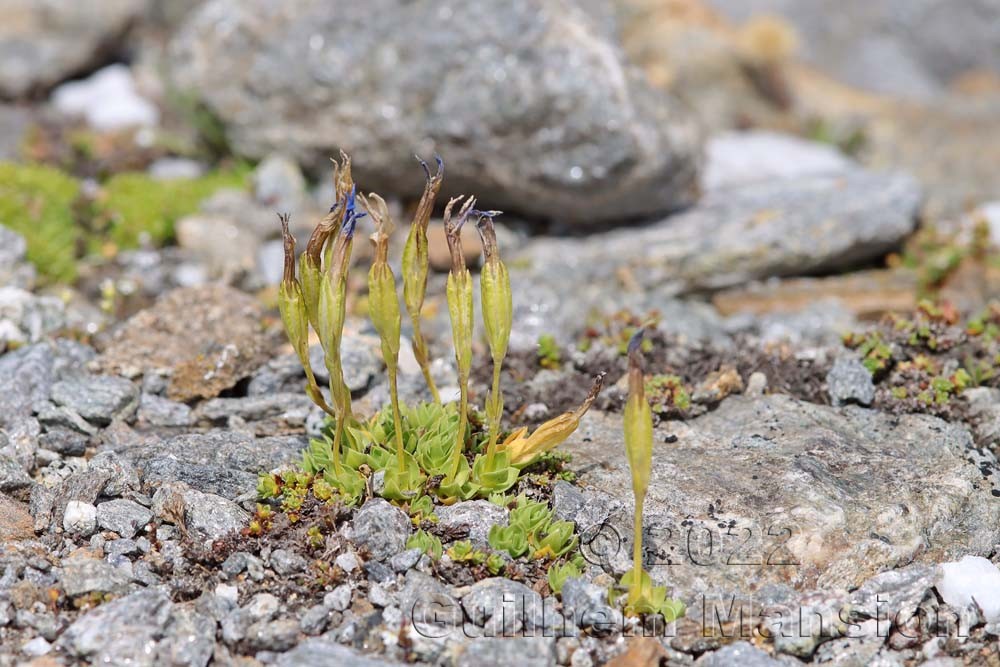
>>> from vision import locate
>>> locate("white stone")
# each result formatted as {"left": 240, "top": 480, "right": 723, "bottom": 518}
{"left": 21, "top": 637, "right": 51, "bottom": 657}
{"left": 63, "top": 500, "right": 97, "bottom": 536}
{"left": 938, "top": 555, "right": 1000, "bottom": 622}
{"left": 215, "top": 583, "right": 239, "bottom": 606}
{"left": 51, "top": 64, "right": 159, "bottom": 131}
{"left": 246, "top": 592, "right": 280, "bottom": 621}
{"left": 702, "top": 130, "right": 854, "bottom": 191}
{"left": 334, "top": 551, "right": 360, "bottom": 572}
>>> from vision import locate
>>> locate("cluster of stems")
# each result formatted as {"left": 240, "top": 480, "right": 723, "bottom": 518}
{"left": 279, "top": 152, "right": 603, "bottom": 503}
{"left": 280, "top": 153, "right": 364, "bottom": 479}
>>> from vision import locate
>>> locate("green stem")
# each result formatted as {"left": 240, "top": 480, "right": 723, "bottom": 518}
{"left": 388, "top": 364, "right": 405, "bottom": 474}
{"left": 411, "top": 322, "right": 441, "bottom": 404}
{"left": 631, "top": 495, "right": 644, "bottom": 600}
{"left": 448, "top": 376, "right": 469, "bottom": 481}
{"left": 485, "top": 361, "right": 503, "bottom": 468}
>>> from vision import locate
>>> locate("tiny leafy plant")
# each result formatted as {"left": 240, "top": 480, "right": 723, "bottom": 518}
{"left": 611, "top": 331, "right": 685, "bottom": 621}
{"left": 406, "top": 529, "right": 443, "bottom": 560}
{"left": 537, "top": 334, "right": 562, "bottom": 369}
{"left": 273, "top": 153, "right": 604, "bottom": 508}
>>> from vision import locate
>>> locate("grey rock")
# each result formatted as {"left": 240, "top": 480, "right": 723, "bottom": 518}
{"left": 60, "top": 589, "right": 173, "bottom": 664}
{"left": 827, "top": 357, "right": 876, "bottom": 406}
{"left": 253, "top": 153, "right": 309, "bottom": 215}
{"left": 38, "top": 428, "right": 89, "bottom": 456}
{"left": 850, "top": 564, "right": 937, "bottom": 619}
{"left": 196, "top": 392, "right": 315, "bottom": 423}
{"left": 0, "top": 454, "right": 31, "bottom": 493}
{"left": 137, "top": 393, "right": 194, "bottom": 427}
{"left": 275, "top": 639, "right": 400, "bottom": 667}
{"left": 707, "top": 0, "right": 1000, "bottom": 100}
{"left": 106, "top": 538, "right": 140, "bottom": 559}
{"left": 334, "top": 550, "right": 361, "bottom": 572}
{"left": 96, "top": 499, "right": 153, "bottom": 538}
{"left": 560, "top": 578, "right": 621, "bottom": 634}
{"left": 310, "top": 337, "right": 382, "bottom": 393}
{"left": 435, "top": 501, "right": 508, "bottom": 549}
{"left": 461, "top": 578, "right": 545, "bottom": 635}
{"left": 364, "top": 560, "right": 395, "bottom": 584}
{"left": 348, "top": 498, "right": 410, "bottom": 561}
{"left": 21, "top": 636, "right": 51, "bottom": 657}
{"left": 0, "top": 225, "right": 34, "bottom": 288}
{"left": 158, "top": 606, "right": 216, "bottom": 667}
{"left": 59, "top": 558, "right": 132, "bottom": 597}
{"left": 300, "top": 604, "right": 336, "bottom": 636}
{"left": 0, "top": 287, "right": 65, "bottom": 349}
{"left": 324, "top": 584, "right": 353, "bottom": 612}
{"left": 771, "top": 590, "right": 851, "bottom": 657}
{"left": 36, "top": 401, "right": 98, "bottom": 435}
{"left": 695, "top": 641, "right": 782, "bottom": 666}
{"left": 562, "top": 395, "right": 1000, "bottom": 599}
{"left": 456, "top": 637, "right": 557, "bottom": 667}
{"left": 169, "top": 0, "right": 701, "bottom": 226}
{"left": 270, "top": 548, "right": 308, "bottom": 575}
{"left": 512, "top": 169, "right": 920, "bottom": 299}
{"left": 141, "top": 457, "right": 257, "bottom": 499}
{"left": 134, "top": 430, "right": 306, "bottom": 475}
{"left": 0, "top": 0, "right": 149, "bottom": 99}
{"left": 246, "top": 592, "right": 280, "bottom": 620}
{"left": 50, "top": 374, "right": 139, "bottom": 426}
{"left": 88, "top": 450, "right": 140, "bottom": 497}
{"left": 397, "top": 570, "right": 463, "bottom": 629}
{"left": 151, "top": 482, "right": 249, "bottom": 542}
{"left": 389, "top": 548, "right": 422, "bottom": 573}
{"left": 246, "top": 617, "right": 299, "bottom": 651}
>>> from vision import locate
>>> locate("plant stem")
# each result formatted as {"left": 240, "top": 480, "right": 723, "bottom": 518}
{"left": 632, "top": 495, "right": 644, "bottom": 600}
{"left": 411, "top": 322, "right": 441, "bottom": 404}
{"left": 388, "top": 365, "right": 405, "bottom": 474}
{"left": 449, "top": 376, "right": 469, "bottom": 481}
{"left": 485, "top": 361, "right": 503, "bottom": 467}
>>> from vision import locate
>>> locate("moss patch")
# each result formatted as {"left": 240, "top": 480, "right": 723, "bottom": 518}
{"left": 0, "top": 161, "right": 81, "bottom": 283}
{"left": 93, "top": 166, "right": 249, "bottom": 250}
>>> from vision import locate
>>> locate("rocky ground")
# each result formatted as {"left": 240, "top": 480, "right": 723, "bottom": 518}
{"left": 3, "top": 1, "right": 1000, "bottom": 666}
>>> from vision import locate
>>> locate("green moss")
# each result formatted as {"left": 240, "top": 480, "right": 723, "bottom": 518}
{"left": 0, "top": 162, "right": 81, "bottom": 283}
{"left": 537, "top": 334, "right": 562, "bottom": 369}
{"left": 645, "top": 374, "right": 691, "bottom": 411}
{"left": 95, "top": 166, "right": 249, "bottom": 250}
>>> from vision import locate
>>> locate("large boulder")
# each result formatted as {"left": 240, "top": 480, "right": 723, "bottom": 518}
{"left": 0, "top": 0, "right": 149, "bottom": 99}
{"left": 168, "top": 0, "right": 702, "bottom": 225}
{"left": 560, "top": 395, "right": 1000, "bottom": 599}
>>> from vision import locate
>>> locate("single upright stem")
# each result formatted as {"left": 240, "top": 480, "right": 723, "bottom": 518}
{"left": 412, "top": 323, "right": 441, "bottom": 404}
{"left": 632, "top": 496, "right": 644, "bottom": 599}
{"left": 388, "top": 364, "right": 405, "bottom": 473}
{"left": 484, "top": 361, "right": 503, "bottom": 467}
{"left": 449, "top": 374, "right": 469, "bottom": 480}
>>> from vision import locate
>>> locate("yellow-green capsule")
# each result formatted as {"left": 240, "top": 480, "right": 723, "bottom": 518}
{"left": 443, "top": 195, "right": 476, "bottom": 481}
{"left": 402, "top": 155, "right": 444, "bottom": 403}
{"left": 477, "top": 212, "right": 512, "bottom": 366}
{"left": 623, "top": 330, "right": 653, "bottom": 606}
{"left": 361, "top": 192, "right": 407, "bottom": 472}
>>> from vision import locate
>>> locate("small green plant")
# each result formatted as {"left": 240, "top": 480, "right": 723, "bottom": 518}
{"left": 645, "top": 374, "right": 691, "bottom": 412}
{"left": 95, "top": 166, "right": 248, "bottom": 249}
{"left": 547, "top": 560, "right": 582, "bottom": 595}
{"left": 614, "top": 331, "right": 685, "bottom": 620}
{"left": 0, "top": 162, "right": 81, "bottom": 282}
{"left": 537, "top": 334, "right": 562, "bottom": 369}
{"left": 486, "top": 553, "right": 507, "bottom": 576}
{"left": 275, "top": 155, "right": 603, "bottom": 508}
{"left": 488, "top": 524, "right": 529, "bottom": 559}
{"left": 408, "top": 494, "right": 437, "bottom": 525}
{"left": 446, "top": 540, "right": 487, "bottom": 565}
{"left": 406, "top": 529, "right": 443, "bottom": 560}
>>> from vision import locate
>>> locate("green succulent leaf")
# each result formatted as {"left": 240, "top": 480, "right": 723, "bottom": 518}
{"left": 447, "top": 540, "right": 486, "bottom": 565}
{"left": 547, "top": 561, "right": 582, "bottom": 595}
{"left": 471, "top": 450, "right": 520, "bottom": 493}
{"left": 488, "top": 524, "right": 529, "bottom": 559}
{"left": 406, "top": 529, "right": 443, "bottom": 560}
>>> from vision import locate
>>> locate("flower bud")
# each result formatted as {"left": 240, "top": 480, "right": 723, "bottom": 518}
{"left": 476, "top": 211, "right": 511, "bottom": 365}
{"left": 624, "top": 330, "right": 652, "bottom": 502}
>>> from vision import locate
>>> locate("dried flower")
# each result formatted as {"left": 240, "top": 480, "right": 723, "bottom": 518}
{"left": 502, "top": 373, "right": 605, "bottom": 466}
